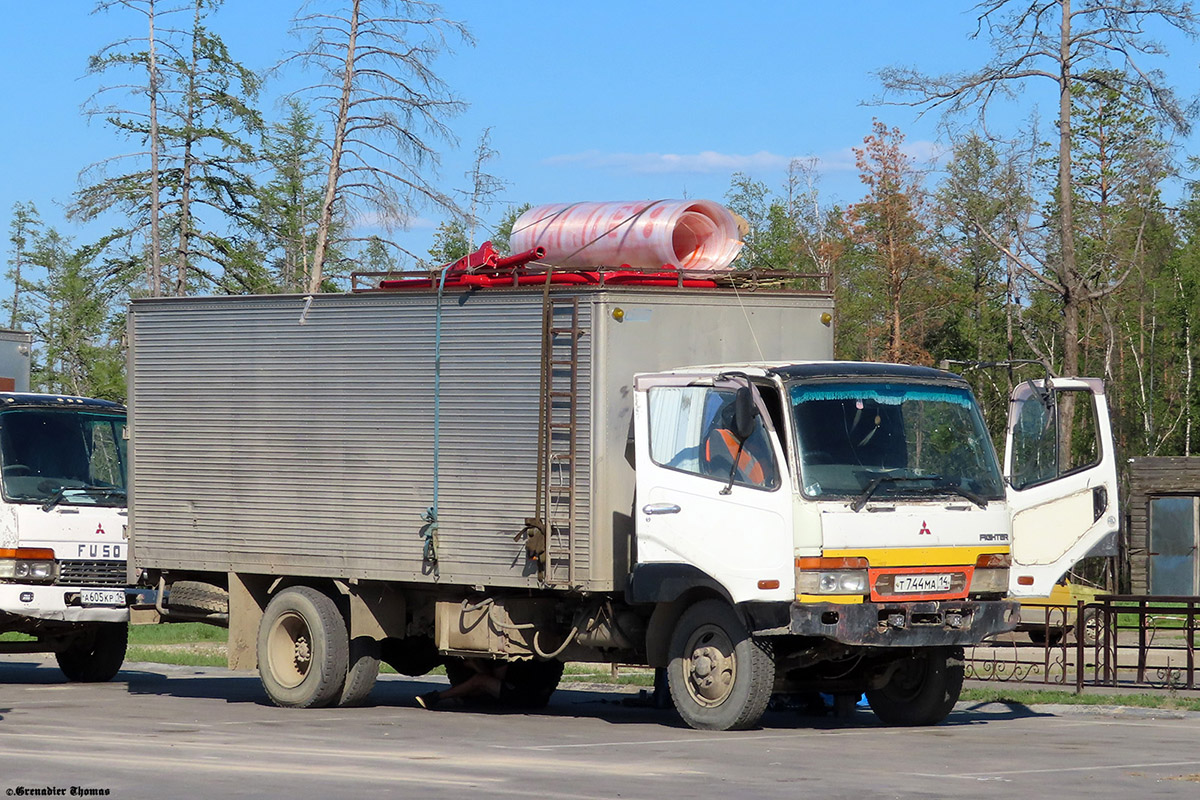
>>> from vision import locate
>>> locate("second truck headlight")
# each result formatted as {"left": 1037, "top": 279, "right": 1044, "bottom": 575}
{"left": 0, "top": 548, "right": 57, "bottom": 583}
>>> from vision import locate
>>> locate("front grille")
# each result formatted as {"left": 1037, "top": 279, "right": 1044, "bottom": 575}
{"left": 56, "top": 560, "right": 126, "bottom": 587}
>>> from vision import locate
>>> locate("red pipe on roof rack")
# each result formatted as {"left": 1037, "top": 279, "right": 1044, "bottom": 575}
{"left": 492, "top": 246, "right": 545, "bottom": 271}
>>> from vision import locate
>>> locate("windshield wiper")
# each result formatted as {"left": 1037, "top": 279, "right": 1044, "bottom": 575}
{"left": 41, "top": 487, "right": 67, "bottom": 512}
{"left": 851, "top": 474, "right": 944, "bottom": 512}
{"left": 910, "top": 482, "right": 989, "bottom": 509}
{"left": 41, "top": 485, "right": 127, "bottom": 512}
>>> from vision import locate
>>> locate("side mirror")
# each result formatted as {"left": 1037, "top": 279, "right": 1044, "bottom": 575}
{"left": 732, "top": 386, "right": 759, "bottom": 442}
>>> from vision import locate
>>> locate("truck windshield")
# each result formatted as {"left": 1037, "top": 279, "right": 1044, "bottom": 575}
{"left": 789, "top": 381, "right": 1005, "bottom": 503}
{"left": 0, "top": 408, "right": 127, "bottom": 507}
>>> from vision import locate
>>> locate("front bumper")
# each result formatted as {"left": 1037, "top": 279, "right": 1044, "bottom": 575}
{"left": 789, "top": 598, "right": 1019, "bottom": 647}
{"left": 0, "top": 583, "right": 131, "bottom": 625}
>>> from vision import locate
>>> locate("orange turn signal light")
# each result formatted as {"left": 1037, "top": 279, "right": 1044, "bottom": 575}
{"left": 796, "top": 557, "right": 869, "bottom": 570}
{"left": 757, "top": 579, "right": 780, "bottom": 590}
{"left": 0, "top": 548, "right": 55, "bottom": 559}
{"left": 975, "top": 553, "right": 1012, "bottom": 568}
{"left": 1016, "top": 575, "right": 1034, "bottom": 586}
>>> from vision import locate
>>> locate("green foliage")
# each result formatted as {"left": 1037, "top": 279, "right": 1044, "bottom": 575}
{"left": 6, "top": 201, "right": 41, "bottom": 331}
{"left": 427, "top": 218, "right": 471, "bottom": 266}
{"left": 255, "top": 99, "right": 330, "bottom": 292}
{"left": 491, "top": 203, "right": 532, "bottom": 256}
{"left": 21, "top": 228, "right": 127, "bottom": 400}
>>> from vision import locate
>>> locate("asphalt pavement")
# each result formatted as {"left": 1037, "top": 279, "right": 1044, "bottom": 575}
{"left": 2, "top": 655, "right": 1200, "bottom": 799}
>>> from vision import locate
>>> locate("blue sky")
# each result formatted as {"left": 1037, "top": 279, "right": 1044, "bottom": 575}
{"left": 1, "top": 2, "right": 1198, "bottom": 269}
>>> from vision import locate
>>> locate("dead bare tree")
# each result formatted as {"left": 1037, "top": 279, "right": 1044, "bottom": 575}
{"left": 460, "top": 127, "right": 506, "bottom": 252}
{"left": 283, "top": 0, "right": 472, "bottom": 292}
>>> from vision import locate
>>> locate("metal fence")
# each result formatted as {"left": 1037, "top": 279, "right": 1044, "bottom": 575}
{"left": 965, "top": 595, "right": 1200, "bottom": 691}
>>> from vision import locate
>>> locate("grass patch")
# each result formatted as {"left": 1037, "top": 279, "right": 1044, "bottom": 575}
{"left": 128, "top": 622, "right": 225, "bottom": 645}
{"left": 562, "top": 664, "right": 655, "bottom": 686}
{"left": 961, "top": 687, "right": 1200, "bottom": 712}
{"left": 125, "top": 646, "right": 226, "bottom": 668}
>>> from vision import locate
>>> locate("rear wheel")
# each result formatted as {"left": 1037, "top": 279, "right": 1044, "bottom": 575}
{"left": 339, "top": 637, "right": 380, "bottom": 707}
{"left": 257, "top": 586, "right": 348, "bottom": 708}
{"left": 56, "top": 622, "right": 128, "bottom": 682}
{"left": 866, "top": 647, "right": 963, "bottom": 726}
{"left": 667, "top": 599, "right": 774, "bottom": 731}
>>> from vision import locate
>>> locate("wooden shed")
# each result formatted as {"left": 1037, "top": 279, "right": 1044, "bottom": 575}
{"left": 1126, "top": 456, "right": 1200, "bottom": 595}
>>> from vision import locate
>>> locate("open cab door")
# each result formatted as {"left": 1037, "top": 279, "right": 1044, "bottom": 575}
{"left": 1005, "top": 378, "right": 1119, "bottom": 598}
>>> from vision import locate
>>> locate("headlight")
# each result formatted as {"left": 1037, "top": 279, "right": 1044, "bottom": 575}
{"left": 796, "top": 557, "right": 869, "bottom": 596}
{"left": 0, "top": 548, "right": 57, "bottom": 583}
{"left": 971, "top": 553, "right": 1011, "bottom": 594}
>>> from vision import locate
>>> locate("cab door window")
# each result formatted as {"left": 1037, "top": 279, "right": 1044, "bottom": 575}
{"left": 1010, "top": 387, "right": 1101, "bottom": 491}
{"left": 647, "top": 385, "right": 779, "bottom": 490}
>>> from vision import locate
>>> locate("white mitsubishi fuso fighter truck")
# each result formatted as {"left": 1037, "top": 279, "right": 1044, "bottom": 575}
{"left": 126, "top": 286, "right": 1119, "bottom": 730}
{"left": 0, "top": 330, "right": 131, "bottom": 682}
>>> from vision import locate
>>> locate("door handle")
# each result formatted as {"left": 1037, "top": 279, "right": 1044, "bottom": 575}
{"left": 642, "top": 503, "right": 681, "bottom": 516}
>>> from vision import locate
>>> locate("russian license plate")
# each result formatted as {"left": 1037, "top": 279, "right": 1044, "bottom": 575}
{"left": 80, "top": 588, "right": 125, "bottom": 607}
{"left": 893, "top": 573, "right": 952, "bottom": 593}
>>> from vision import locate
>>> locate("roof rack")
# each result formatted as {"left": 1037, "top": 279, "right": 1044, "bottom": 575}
{"left": 350, "top": 242, "right": 831, "bottom": 294}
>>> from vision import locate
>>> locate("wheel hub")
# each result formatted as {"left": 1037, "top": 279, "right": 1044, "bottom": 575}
{"left": 267, "top": 610, "right": 313, "bottom": 689}
{"left": 683, "top": 627, "right": 736, "bottom": 707}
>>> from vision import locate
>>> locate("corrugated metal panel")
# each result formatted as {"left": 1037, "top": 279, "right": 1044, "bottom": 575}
{"left": 129, "top": 290, "right": 592, "bottom": 589}
{"left": 129, "top": 287, "right": 834, "bottom": 592}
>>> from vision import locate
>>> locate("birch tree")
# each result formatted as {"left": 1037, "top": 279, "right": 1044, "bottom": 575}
{"left": 285, "top": 0, "right": 471, "bottom": 292}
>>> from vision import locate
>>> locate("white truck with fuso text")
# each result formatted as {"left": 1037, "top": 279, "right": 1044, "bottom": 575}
{"left": 0, "top": 330, "right": 131, "bottom": 682}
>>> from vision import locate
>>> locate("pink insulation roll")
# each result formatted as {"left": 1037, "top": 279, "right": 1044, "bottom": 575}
{"left": 508, "top": 200, "right": 745, "bottom": 272}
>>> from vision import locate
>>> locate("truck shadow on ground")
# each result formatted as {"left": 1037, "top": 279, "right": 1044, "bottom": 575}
{"left": 0, "top": 660, "right": 1053, "bottom": 730}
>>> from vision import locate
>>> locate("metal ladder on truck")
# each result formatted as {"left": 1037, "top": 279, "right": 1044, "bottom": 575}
{"left": 531, "top": 295, "right": 581, "bottom": 587}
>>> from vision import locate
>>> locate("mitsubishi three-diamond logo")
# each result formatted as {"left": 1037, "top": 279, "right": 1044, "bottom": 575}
{"left": 918, "top": 521, "right": 932, "bottom": 535}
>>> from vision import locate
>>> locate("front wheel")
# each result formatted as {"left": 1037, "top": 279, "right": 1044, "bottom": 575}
{"left": 667, "top": 599, "right": 775, "bottom": 731}
{"left": 56, "top": 622, "right": 128, "bottom": 682}
{"left": 866, "top": 646, "right": 963, "bottom": 726}
{"left": 257, "top": 586, "right": 349, "bottom": 708}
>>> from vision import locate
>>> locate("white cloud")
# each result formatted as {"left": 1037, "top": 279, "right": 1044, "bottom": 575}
{"left": 543, "top": 141, "right": 944, "bottom": 177}
{"left": 543, "top": 149, "right": 791, "bottom": 174}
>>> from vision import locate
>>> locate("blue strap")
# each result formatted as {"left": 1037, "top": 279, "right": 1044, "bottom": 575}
{"left": 422, "top": 267, "right": 451, "bottom": 576}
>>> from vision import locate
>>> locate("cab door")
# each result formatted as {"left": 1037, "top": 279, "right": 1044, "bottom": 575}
{"left": 1005, "top": 378, "right": 1119, "bottom": 598}
{"left": 632, "top": 373, "right": 794, "bottom": 604}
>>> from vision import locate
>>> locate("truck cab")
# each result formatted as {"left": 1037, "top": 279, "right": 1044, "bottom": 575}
{"left": 0, "top": 395, "right": 131, "bottom": 681}
{"left": 632, "top": 362, "right": 1117, "bottom": 728}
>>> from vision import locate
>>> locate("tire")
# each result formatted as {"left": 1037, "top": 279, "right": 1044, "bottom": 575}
{"left": 56, "top": 622, "right": 128, "bottom": 682}
{"left": 1077, "top": 608, "right": 1100, "bottom": 647}
{"left": 339, "top": 637, "right": 380, "bottom": 707}
{"left": 667, "top": 599, "right": 775, "bottom": 731}
{"left": 866, "top": 646, "right": 963, "bottom": 726}
{"left": 168, "top": 580, "right": 229, "bottom": 615}
{"left": 257, "top": 586, "right": 349, "bottom": 709}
